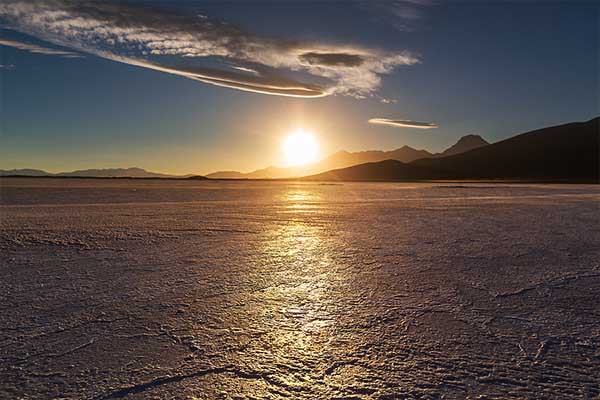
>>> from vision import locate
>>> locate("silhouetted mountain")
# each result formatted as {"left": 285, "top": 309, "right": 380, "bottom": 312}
{"left": 245, "top": 166, "right": 299, "bottom": 179}
{"left": 0, "top": 167, "right": 195, "bottom": 179}
{"left": 304, "top": 118, "right": 599, "bottom": 182}
{"left": 304, "top": 159, "right": 433, "bottom": 181}
{"left": 0, "top": 169, "right": 50, "bottom": 176}
{"left": 415, "top": 118, "right": 599, "bottom": 180}
{"left": 435, "top": 134, "right": 489, "bottom": 157}
{"left": 205, "top": 171, "right": 249, "bottom": 179}
{"left": 325, "top": 145, "right": 432, "bottom": 168}
{"left": 57, "top": 167, "right": 178, "bottom": 178}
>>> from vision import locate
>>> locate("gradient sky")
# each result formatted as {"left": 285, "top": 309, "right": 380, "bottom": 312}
{"left": 0, "top": 0, "right": 597, "bottom": 175}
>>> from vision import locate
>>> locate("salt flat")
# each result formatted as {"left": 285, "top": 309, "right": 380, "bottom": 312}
{"left": 1, "top": 178, "right": 599, "bottom": 399}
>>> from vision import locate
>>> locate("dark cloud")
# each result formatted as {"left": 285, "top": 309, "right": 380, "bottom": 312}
{"left": 299, "top": 52, "right": 365, "bottom": 67}
{"left": 368, "top": 118, "right": 438, "bottom": 129}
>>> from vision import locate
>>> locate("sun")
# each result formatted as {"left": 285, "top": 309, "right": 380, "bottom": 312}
{"left": 282, "top": 130, "right": 319, "bottom": 167}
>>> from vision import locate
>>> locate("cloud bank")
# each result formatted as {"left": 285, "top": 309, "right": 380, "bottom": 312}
{"left": 0, "top": 1, "right": 419, "bottom": 98}
{"left": 0, "top": 38, "right": 81, "bottom": 57}
{"left": 368, "top": 118, "right": 438, "bottom": 129}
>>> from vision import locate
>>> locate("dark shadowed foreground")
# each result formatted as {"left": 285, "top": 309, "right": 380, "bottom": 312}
{"left": 1, "top": 179, "right": 599, "bottom": 399}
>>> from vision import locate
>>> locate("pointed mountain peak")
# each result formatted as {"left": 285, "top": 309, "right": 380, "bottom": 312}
{"left": 440, "top": 134, "right": 490, "bottom": 157}
{"left": 455, "top": 134, "right": 489, "bottom": 145}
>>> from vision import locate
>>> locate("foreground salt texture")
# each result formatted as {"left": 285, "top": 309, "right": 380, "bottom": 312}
{"left": 1, "top": 179, "right": 599, "bottom": 399}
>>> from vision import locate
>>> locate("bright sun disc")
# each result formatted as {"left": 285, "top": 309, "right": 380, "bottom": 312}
{"left": 282, "top": 130, "right": 319, "bottom": 166}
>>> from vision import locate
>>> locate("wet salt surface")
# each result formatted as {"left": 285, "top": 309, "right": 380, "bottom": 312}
{"left": 1, "top": 178, "right": 599, "bottom": 399}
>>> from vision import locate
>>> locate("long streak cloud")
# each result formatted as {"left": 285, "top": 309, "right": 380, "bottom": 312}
{"left": 0, "top": 38, "right": 81, "bottom": 57}
{"left": 368, "top": 118, "right": 438, "bottom": 129}
{"left": 0, "top": 1, "right": 419, "bottom": 98}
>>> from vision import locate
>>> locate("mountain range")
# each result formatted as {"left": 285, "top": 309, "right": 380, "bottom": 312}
{"left": 305, "top": 117, "right": 599, "bottom": 182}
{"left": 2, "top": 118, "right": 596, "bottom": 182}
{"left": 206, "top": 134, "right": 489, "bottom": 179}
{"left": 0, "top": 167, "right": 188, "bottom": 179}
{"left": 2, "top": 134, "right": 488, "bottom": 179}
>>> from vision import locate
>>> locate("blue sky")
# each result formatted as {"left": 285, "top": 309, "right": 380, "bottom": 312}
{"left": 0, "top": 1, "right": 597, "bottom": 174}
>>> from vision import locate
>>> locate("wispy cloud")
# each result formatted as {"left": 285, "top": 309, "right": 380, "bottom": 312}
{"left": 359, "top": 0, "right": 434, "bottom": 32}
{"left": 231, "top": 66, "right": 259, "bottom": 76}
{"left": 378, "top": 96, "right": 398, "bottom": 104}
{"left": 368, "top": 118, "right": 438, "bottom": 129}
{"left": 0, "top": 1, "right": 419, "bottom": 98}
{"left": 0, "top": 37, "right": 81, "bottom": 57}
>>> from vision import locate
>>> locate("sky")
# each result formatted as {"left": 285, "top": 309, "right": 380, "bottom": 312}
{"left": 0, "top": 0, "right": 597, "bottom": 175}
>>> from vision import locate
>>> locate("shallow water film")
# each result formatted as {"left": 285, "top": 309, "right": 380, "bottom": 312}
{"left": 1, "top": 179, "right": 599, "bottom": 399}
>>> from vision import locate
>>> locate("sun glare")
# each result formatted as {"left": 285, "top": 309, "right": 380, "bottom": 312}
{"left": 282, "top": 130, "right": 319, "bottom": 167}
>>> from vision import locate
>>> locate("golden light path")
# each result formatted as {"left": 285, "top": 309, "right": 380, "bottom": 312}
{"left": 244, "top": 186, "right": 344, "bottom": 393}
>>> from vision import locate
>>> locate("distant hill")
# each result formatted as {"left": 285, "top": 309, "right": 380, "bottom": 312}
{"left": 205, "top": 170, "right": 248, "bottom": 179}
{"left": 434, "top": 134, "right": 489, "bottom": 157}
{"left": 304, "top": 118, "right": 599, "bottom": 182}
{"left": 56, "top": 167, "right": 179, "bottom": 178}
{"left": 0, "top": 167, "right": 197, "bottom": 179}
{"left": 326, "top": 145, "right": 433, "bottom": 167}
{"left": 323, "top": 146, "right": 434, "bottom": 171}
{"left": 304, "top": 159, "right": 433, "bottom": 181}
{"left": 0, "top": 169, "right": 50, "bottom": 177}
